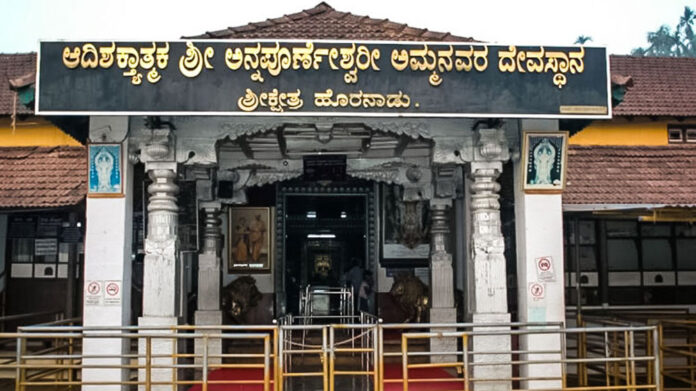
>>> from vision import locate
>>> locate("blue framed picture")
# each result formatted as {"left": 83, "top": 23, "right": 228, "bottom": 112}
{"left": 521, "top": 131, "right": 569, "bottom": 193}
{"left": 87, "top": 143, "right": 123, "bottom": 197}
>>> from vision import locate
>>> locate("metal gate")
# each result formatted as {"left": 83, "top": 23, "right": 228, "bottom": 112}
{"left": 278, "top": 314, "right": 379, "bottom": 391}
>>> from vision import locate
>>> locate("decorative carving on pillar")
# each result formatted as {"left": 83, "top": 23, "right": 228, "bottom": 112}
{"left": 346, "top": 158, "right": 434, "bottom": 200}
{"left": 197, "top": 201, "right": 223, "bottom": 313}
{"left": 368, "top": 121, "right": 431, "bottom": 139}
{"left": 201, "top": 204, "right": 222, "bottom": 256}
{"left": 468, "top": 127, "right": 510, "bottom": 314}
{"left": 474, "top": 128, "right": 510, "bottom": 162}
{"left": 139, "top": 131, "right": 180, "bottom": 318}
{"left": 469, "top": 163, "right": 508, "bottom": 313}
{"left": 146, "top": 167, "right": 179, "bottom": 244}
{"left": 429, "top": 201, "right": 455, "bottom": 309}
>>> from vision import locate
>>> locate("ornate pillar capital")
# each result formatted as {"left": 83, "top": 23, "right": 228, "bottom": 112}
{"left": 473, "top": 128, "right": 510, "bottom": 163}
{"left": 137, "top": 127, "right": 176, "bottom": 169}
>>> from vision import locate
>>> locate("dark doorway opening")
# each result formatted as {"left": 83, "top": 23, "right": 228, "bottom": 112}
{"left": 283, "top": 194, "right": 367, "bottom": 316}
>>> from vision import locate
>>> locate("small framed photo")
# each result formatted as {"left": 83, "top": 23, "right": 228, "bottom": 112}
{"left": 521, "top": 131, "right": 569, "bottom": 193}
{"left": 87, "top": 143, "right": 123, "bottom": 197}
{"left": 228, "top": 207, "right": 273, "bottom": 273}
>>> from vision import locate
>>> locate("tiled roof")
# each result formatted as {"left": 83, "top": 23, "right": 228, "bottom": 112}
{"left": 611, "top": 55, "right": 696, "bottom": 117}
{"left": 564, "top": 145, "right": 696, "bottom": 206}
{"left": 0, "top": 146, "right": 87, "bottom": 209}
{"left": 0, "top": 53, "right": 35, "bottom": 116}
{"left": 186, "top": 2, "right": 474, "bottom": 42}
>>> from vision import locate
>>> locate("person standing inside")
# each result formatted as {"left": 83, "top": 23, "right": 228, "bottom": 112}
{"left": 359, "top": 271, "right": 373, "bottom": 313}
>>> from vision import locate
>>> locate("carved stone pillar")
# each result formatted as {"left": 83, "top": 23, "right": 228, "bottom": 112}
{"left": 468, "top": 127, "right": 512, "bottom": 391}
{"left": 470, "top": 164, "right": 507, "bottom": 313}
{"left": 428, "top": 167, "right": 458, "bottom": 362}
{"left": 138, "top": 131, "right": 179, "bottom": 391}
{"left": 195, "top": 201, "right": 223, "bottom": 366}
{"left": 429, "top": 202, "right": 455, "bottom": 309}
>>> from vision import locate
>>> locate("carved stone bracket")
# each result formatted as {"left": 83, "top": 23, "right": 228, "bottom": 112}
{"left": 346, "top": 158, "right": 433, "bottom": 200}
{"left": 217, "top": 159, "right": 303, "bottom": 204}
{"left": 432, "top": 135, "right": 475, "bottom": 165}
{"left": 367, "top": 121, "right": 431, "bottom": 139}
{"left": 474, "top": 128, "right": 510, "bottom": 163}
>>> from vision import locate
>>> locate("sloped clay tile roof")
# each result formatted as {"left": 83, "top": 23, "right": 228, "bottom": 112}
{"left": 0, "top": 53, "right": 35, "bottom": 116}
{"left": 564, "top": 145, "right": 696, "bottom": 206}
{"left": 0, "top": 147, "right": 87, "bottom": 209}
{"left": 186, "top": 2, "right": 474, "bottom": 42}
{"left": 611, "top": 55, "right": 696, "bottom": 117}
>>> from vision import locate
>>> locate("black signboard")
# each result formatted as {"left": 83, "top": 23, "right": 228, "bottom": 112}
{"left": 37, "top": 40, "right": 610, "bottom": 118}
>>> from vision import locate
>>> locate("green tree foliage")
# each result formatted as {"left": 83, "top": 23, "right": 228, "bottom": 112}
{"left": 632, "top": 6, "right": 696, "bottom": 56}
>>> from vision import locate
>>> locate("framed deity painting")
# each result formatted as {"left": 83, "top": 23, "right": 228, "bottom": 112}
{"left": 228, "top": 207, "right": 272, "bottom": 273}
{"left": 521, "top": 131, "right": 569, "bottom": 193}
{"left": 87, "top": 143, "right": 123, "bottom": 197}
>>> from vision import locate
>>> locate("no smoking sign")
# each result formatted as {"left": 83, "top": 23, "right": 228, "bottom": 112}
{"left": 87, "top": 281, "right": 100, "bottom": 295}
{"left": 529, "top": 282, "right": 545, "bottom": 300}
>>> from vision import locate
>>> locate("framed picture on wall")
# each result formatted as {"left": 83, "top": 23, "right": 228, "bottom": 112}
{"left": 521, "top": 131, "right": 569, "bottom": 193}
{"left": 87, "top": 143, "right": 123, "bottom": 197}
{"left": 228, "top": 207, "right": 272, "bottom": 273}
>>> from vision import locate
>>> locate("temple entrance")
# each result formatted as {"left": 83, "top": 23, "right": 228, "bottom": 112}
{"left": 281, "top": 188, "right": 370, "bottom": 317}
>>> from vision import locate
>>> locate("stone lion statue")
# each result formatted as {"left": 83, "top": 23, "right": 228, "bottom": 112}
{"left": 389, "top": 273, "right": 429, "bottom": 323}
{"left": 221, "top": 276, "right": 262, "bottom": 324}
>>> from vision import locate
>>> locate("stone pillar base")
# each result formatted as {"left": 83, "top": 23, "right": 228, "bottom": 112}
{"left": 472, "top": 313, "right": 512, "bottom": 391}
{"left": 195, "top": 310, "right": 223, "bottom": 367}
{"left": 138, "top": 316, "right": 178, "bottom": 391}
{"left": 428, "top": 307, "right": 457, "bottom": 363}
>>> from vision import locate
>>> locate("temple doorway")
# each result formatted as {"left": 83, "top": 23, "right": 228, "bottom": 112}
{"left": 279, "top": 185, "right": 372, "bottom": 317}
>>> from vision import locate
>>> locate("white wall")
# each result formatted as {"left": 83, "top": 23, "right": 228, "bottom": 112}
{"left": 82, "top": 117, "right": 133, "bottom": 391}
{"left": 514, "top": 119, "right": 565, "bottom": 390}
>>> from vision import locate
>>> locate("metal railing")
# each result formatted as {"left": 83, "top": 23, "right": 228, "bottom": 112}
{"left": 659, "top": 319, "right": 696, "bottom": 391}
{"left": 378, "top": 322, "right": 659, "bottom": 391}
{"left": 6, "top": 324, "right": 278, "bottom": 391}
{"left": 0, "top": 320, "right": 665, "bottom": 391}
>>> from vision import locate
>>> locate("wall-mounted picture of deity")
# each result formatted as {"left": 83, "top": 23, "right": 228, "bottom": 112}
{"left": 87, "top": 143, "right": 122, "bottom": 197}
{"left": 521, "top": 131, "right": 569, "bottom": 193}
{"left": 228, "top": 207, "right": 272, "bottom": 273}
{"left": 381, "top": 184, "right": 430, "bottom": 264}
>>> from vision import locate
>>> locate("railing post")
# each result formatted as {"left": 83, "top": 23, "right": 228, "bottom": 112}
{"left": 654, "top": 326, "right": 661, "bottom": 391}
{"left": 401, "top": 334, "right": 408, "bottom": 391}
{"left": 378, "top": 323, "right": 384, "bottom": 391}
{"left": 329, "top": 326, "right": 335, "bottom": 391}
{"left": 322, "top": 327, "right": 329, "bottom": 391}
{"left": 202, "top": 335, "right": 208, "bottom": 391}
{"left": 462, "top": 334, "right": 469, "bottom": 391}
{"left": 15, "top": 335, "right": 24, "bottom": 391}
{"left": 629, "top": 330, "right": 636, "bottom": 391}
{"left": 624, "top": 330, "right": 630, "bottom": 390}
{"left": 278, "top": 327, "right": 284, "bottom": 391}
{"left": 273, "top": 326, "right": 279, "bottom": 391}
{"left": 372, "top": 325, "right": 378, "bottom": 391}
{"left": 264, "top": 335, "right": 271, "bottom": 391}
{"left": 146, "top": 336, "right": 152, "bottom": 391}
